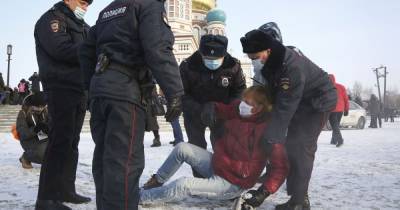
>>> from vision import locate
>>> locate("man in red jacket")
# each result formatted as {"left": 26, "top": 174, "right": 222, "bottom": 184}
{"left": 329, "top": 74, "right": 349, "bottom": 147}
{"left": 140, "top": 86, "right": 289, "bottom": 207}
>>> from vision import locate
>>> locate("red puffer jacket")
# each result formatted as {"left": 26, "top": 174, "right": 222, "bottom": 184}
{"left": 212, "top": 101, "right": 289, "bottom": 193}
{"left": 329, "top": 74, "right": 349, "bottom": 113}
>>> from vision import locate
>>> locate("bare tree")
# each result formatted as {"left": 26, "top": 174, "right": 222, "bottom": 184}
{"left": 352, "top": 82, "right": 363, "bottom": 98}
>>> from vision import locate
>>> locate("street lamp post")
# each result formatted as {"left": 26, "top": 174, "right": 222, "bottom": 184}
{"left": 6, "top": 44, "right": 13, "bottom": 87}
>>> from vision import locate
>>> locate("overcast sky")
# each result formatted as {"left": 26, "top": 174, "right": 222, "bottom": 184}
{"left": 1, "top": 0, "right": 399, "bottom": 94}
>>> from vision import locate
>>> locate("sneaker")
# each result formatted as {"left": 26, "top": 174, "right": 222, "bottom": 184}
{"left": 142, "top": 174, "right": 163, "bottom": 190}
{"left": 19, "top": 156, "right": 33, "bottom": 169}
{"left": 151, "top": 137, "right": 161, "bottom": 147}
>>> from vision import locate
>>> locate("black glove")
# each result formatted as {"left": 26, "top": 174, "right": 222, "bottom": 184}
{"left": 344, "top": 111, "right": 349, "bottom": 116}
{"left": 243, "top": 186, "right": 270, "bottom": 208}
{"left": 201, "top": 102, "right": 216, "bottom": 127}
{"left": 34, "top": 123, "right": 46, "bottom": 133}
{"left": 165, "top": 96, "right": 182, "bottom": 122}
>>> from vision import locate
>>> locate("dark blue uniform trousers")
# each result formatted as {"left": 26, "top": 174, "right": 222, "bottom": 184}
{"left": 90, "top": 98, "right": 145, "bottom": 210}
{"left": 38, "top": 90, "right": 86, "bottom": 200}
{"left": 285, "top": 110, "right": 329, "bottom": 204}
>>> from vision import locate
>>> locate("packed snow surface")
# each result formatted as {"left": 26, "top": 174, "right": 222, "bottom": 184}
{"left": 0, "top": 120, "right": 399, "bottom": 210}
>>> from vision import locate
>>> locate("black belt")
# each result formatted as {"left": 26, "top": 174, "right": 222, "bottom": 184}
{"left": 107, "top": 62, "right": 139, "bottom": 79}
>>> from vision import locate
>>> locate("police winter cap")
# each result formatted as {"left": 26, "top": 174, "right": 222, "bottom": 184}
{"left": 258, "top": 22, "right": 283, "bottom": 43}
{"left": 241, "top": 30, "right": 275, "bottom": 54}
{"left": 200, "top": 35, "right": 228, "bottom": 57}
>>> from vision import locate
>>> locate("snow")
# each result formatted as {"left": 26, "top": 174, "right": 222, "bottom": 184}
{"left": 0, "top": 120, "right": 400, "bottom": 210}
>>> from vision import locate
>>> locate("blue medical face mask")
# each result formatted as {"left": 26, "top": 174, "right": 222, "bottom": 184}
{"left": 203, "top": 58, "right": 223, "bottom": 71}
{"left": 252, "top": 58, "right": 264, "bottom": 72}
{"left": 74, "top": 7, "right": 86, "bottom": 20}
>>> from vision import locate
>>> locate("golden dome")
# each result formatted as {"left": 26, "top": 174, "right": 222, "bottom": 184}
{"left": 193, "top": 0, "right": 216, "bottom": 12}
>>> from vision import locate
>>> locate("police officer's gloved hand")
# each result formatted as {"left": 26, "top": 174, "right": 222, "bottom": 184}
{"left": 34, "top": 123, "right": 46, "bottom": 134}
{"left": 243, "top": 186, "right": 270, "bottom": 208}
{"left": 344, "top": 111, "right": 349, "bottom": 116}
{"left": 165, "top": 96, "right": 182, "bottom": 122}
{"left": 201, "top": 102, "right": 216, "bottom": 127}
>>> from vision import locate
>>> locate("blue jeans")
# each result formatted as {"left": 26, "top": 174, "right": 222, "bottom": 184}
{"left": 140, "top": 143, "right": 243, "bottom": 204}
{"left": 171, "top": 117, "right": 183, "bottom": 143}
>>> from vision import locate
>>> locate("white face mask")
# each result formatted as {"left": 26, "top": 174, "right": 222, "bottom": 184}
{"left": 239, "top": 101, "right": 254, "bottom": 117}
{"left": 74, "top": 7, "right": 86, "bottom": 20}
{"left": 252, "top": 58, "right": 264, "bottom": 72}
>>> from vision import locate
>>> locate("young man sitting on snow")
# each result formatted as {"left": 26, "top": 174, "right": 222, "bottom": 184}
{"left": 140, "top": 86, "right": 289, "bottom": 208}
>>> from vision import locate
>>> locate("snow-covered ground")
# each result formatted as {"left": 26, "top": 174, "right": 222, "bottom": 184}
{"left": 0, "top": 120, "right": 399, "bottom": 210}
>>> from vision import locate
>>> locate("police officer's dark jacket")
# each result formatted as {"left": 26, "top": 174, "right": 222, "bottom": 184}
{"left": 35, "top": 2, "right": 89, "bottom": 93}
{"left": 180, "top": 51, "right": 246, "bottom": 112}
{"left": 261, "top": 43, "right": 337, "bottom": 143}
{"left": 79, "top": 0, "right": 184, "bottom": 105}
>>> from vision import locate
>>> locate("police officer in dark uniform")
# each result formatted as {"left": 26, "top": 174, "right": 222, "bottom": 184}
{"left": 180, "top": 35, "right": 246, "bottom": 177}
{"left": 34, "top": 1, "right": 92, "bottom": 209}
{"left": 79, "top": 0, "right": 184, "bottom": 209}
{"left": 240, "top": 30, "right": 337, "bottom": 210}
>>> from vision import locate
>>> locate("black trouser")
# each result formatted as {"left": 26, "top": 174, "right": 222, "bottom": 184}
{"left": 370, "top": 114, "right": 378, "bottom": 128}
{"left": 20, "top": 138, "right": 48, "bottom": 164}
{"left": 90, "top": 98, "right": 145, "bottom": 210}
{"left": 329, "top": 112, "right": 343, "bottom": 144}
{"left": 37, "top": 90, "right": 86, "bottom": 200}
{"left": 183, "top": 111, "right": 219, "bottom": 177}
{"left": 285, "top": 110, "right": 329, "bottom": 204}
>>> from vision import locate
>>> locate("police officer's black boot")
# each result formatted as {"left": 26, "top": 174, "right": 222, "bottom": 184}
{"left": 275, "top": 195, "right": 310, "bottom": 210}
{"left": 151, "top": 136, "right": 161, "bottom": 147}
{"left": 61, "top": 192, "right": 91, "bottom": 204}
{"left": 35, "top": 200, "right": 71, "bottom": 210}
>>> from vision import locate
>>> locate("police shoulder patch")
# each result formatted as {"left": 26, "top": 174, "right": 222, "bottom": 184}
{"left": 50, "top": 20, "right": 60, "bottom": 33}
{"left": 280, "top": 77, "right": 290, "bottom": 91}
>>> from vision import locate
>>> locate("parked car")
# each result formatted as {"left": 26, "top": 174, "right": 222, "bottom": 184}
{"left": 326, "top": 101, "right": 367, "bottom": 130}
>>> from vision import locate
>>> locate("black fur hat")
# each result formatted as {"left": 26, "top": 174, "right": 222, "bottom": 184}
{"left": 240, "top": 29, "right": 275, "bottom": 54}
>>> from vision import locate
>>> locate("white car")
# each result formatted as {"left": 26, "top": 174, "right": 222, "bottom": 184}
{"left": 326, "top": 101, "right": 367, "bottom": 130}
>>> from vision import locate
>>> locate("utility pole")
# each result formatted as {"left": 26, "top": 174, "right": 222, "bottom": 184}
{"left": 373, "top": 65, "right": 388, "bottom": 115}
{"left": 373, "top": 67, "right": 382, "bottom": 104}
{"left": 383, "top": 66, "right": 388, "bottom": 109}
{"left": 6, "top": 44, "right": 13, "bottom": 87}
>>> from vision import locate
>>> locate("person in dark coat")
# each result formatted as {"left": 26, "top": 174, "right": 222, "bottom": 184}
{"left": 368, "top": 94, "right": 381, "bottom": 128}
{"left": 180, "top": 34, "right": 246, "bottom": 177}
{"left": 0, "top": 72, "right": 4, "bottom": 90}
{"left": 34, "top": 0, "right": 93, "bottom": 209}
{"left": 17, "top": 94, "right": 49, "bottom": 169}
{"left": 141, "top": 86, "right": 289, "bottom": 206}
{"left": 329, "top": 74, "right": 349, "bottom": 147}
{"left": 29, "top": 72, "right": 41, "bottom": 93}
{"left": 78, "top": 0, "right": 184, "bottom": 209}
{"left": 146, "top": 87, "right": 162, "bottom": 147}
{"left": 241, "top": 29, "right": 337, "bottom": 210}
{"left": 0, "top": 73, "right": 5, "bottom": 104}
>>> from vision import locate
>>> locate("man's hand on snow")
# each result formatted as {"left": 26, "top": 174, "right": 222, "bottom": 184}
{"left": 243, "top": 186, "right": 270, "bottom": 208}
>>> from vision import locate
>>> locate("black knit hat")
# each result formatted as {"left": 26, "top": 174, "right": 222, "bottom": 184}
{"left": 200, "top": 35, "right": 228, "bottom": 57}
{"left": 240, "top": 29, "right": 275, "bottom": 54}
{"left": 85, "top": 0, "right": 93, "bottom": 5}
